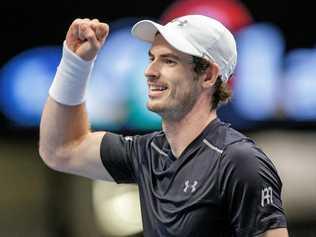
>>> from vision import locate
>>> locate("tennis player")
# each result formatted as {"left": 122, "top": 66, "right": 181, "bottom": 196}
{"left": 39, "top": 15, "right": 288, "bottom": 236}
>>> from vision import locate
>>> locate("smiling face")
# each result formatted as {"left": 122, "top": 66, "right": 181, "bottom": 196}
{"left": 145, "top": 34, "right": 204, "bottom": 121}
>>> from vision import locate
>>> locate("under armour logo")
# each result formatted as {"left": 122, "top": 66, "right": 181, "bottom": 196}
{"left": 184, "top": 180, "right": 198, "bottom": 193}
{"left": 261, "top": 186, "right": 273, "bottom": 207}
{"left": 124, "top": 136, "right": 133, "bottom": 141}
{"left": 172, "top": 19, "right": 188, "bottom": 27}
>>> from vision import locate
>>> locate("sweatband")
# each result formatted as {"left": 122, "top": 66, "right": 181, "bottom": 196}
{"left": 49, "top": 41, "right": 96, "bottom": 105}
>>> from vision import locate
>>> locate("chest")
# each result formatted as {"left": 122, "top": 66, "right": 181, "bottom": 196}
{"left": 138, "top": 144, "right": 225, "bottom": 236}
{"left": 140, "top": 144, "right": 222, "bottom": 208}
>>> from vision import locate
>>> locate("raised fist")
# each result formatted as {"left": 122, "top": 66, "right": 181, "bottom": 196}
{"left": 65, "top": 18, "right": 109, "bottom": 61}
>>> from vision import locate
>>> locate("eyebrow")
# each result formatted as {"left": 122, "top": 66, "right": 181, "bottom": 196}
{"left": 148, "top": 50, "right": 193, "bottom": 64}
{"left": 148, "top": 50, "right": 181, "bottom": 61}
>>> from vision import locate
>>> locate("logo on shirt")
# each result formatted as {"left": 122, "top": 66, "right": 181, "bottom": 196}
{"left": 184, "top": 180, "right": 198, "bottom": 193}
{"left": 124, "top": 136, "right": 133, "bottom": 141}
{"left": 261, "top": 186, "right": 273, "bottom": 207}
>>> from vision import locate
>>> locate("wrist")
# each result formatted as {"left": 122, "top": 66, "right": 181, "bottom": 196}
{"left": 48, "top": 41, "right": 96, "bottom": 105}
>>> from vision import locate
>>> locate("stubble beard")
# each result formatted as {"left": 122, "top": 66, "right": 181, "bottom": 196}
{"left": 146, "top": 83, "right": 201, "bottom": 122}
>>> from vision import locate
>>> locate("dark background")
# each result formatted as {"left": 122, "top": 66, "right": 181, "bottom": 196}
{"left": 1, "top": 0, "right": 315, "bottom": 66}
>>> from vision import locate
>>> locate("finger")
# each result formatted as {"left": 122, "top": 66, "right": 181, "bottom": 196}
{"left": 68, "top": 18, "right": 91, "bottom": 34}
{"left": 65, "top": 18, "right": 83, "bottom": 50}
{"left": 78, "top": 22, "right": 90, "bottom": 41}
{"left": 80, "top": 18, "right": 91, "bottom": 33}
{"left": 89, "top": 19, "right": 100, "bottom": 36}
{"left": 96, "top": 23, "right": 109, "bottom": 42}
{"left": 70, "top": 18, "right": 82, "bottom": 28}
{"left": 91, "top": 18, "right": 100, "bottom": 23}
{"left": 90, "top": 19, "right": 100, "bottom": 30}
{"left": 78, "top": 23, "right": 99, "bottom": 48}
{"left": 89, "top": 19, "right": 106, "bottom": 41}
{"left": 71, "top": 19, "right": 83, "bottom": 36}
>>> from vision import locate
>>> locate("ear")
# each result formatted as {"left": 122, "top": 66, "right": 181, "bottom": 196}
{"left": 201, "top": 63, "right": 220, "bottom": 89}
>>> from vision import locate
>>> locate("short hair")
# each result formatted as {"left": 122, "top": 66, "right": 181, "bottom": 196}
{"left": 192, "top": 56, "right": 232, "bottom": 110}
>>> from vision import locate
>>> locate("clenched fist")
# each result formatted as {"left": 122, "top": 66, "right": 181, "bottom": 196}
{"left": 65, "top": 18, "right": 109, "bottom": 61}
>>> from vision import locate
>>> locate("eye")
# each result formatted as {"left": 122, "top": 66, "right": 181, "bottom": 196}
{"left": 164, "top": 58, "right": 176, "bottom": 65}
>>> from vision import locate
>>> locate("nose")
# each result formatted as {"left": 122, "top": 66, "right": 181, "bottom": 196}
{"left": 144, "top": 60, "right": 160, "bottom": 80}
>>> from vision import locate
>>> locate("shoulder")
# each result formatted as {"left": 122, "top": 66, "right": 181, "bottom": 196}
{"left": 103, "top": 130, "right": 163, "bottom": 145}
{"left": 221, "top": 140, "right": 260, "bottom": 177}
{"left": 223, "top": 140, "right": 258, "bottom": 164}
{"left": 204, "top": 120, "right": 252, "bottom": 152}
{"left": 222, "top": 135, "right": 276, "bottom": 171}
{"left": 220, "top": 138, "right": 282, "bottom": 189}
{"left": 135, "top": 130, "right": 164, "bottom": 148}
{"left": 100, "top": 131, "right": 164, "bottom": 159}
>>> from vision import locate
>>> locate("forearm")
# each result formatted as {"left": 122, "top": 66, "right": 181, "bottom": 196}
{"left": 39, "top": 97, "right": 90, "bottom": 165}
{"left": 258, "top": 228, "right": 288, "bottom": 237}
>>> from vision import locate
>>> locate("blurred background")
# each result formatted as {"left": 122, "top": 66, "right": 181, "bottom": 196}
{"left": 0, "top": 0, "right": 315, "bottom": 236}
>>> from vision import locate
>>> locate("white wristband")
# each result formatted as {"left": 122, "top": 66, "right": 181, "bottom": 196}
{"left": 49, "top": 41, "right": 96, "bottom": 105}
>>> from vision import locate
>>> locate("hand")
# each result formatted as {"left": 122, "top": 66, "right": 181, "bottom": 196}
{"left": 65, "top": 18, "right": 109, "bottom": 61}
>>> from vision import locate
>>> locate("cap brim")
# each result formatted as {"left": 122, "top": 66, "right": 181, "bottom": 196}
{"left": 131, "top": 20, "right": 202, "bottom": 58}
{"left": 131, "top": 20, "right": 161, "bottom": 42}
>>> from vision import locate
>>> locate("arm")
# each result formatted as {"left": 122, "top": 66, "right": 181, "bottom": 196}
{"left": 39, "top": 19, "right": 113, "bottom": 181}
{"left": 259, "top": 228, "right": 288, "bottom": 237}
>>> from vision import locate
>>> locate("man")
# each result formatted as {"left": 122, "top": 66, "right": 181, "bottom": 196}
{"left": 39, "top": 15, "right": 288, "bottom": 236}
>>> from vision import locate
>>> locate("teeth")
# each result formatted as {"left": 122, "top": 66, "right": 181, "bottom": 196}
{"left": 150, "top": 85, "right": 167, "bottom": 91}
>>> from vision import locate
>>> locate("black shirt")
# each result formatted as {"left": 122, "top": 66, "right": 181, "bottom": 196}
{"left": 100, "top": 118, "right": 287, "bottom": 236}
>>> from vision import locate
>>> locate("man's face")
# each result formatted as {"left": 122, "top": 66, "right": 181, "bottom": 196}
{"left": 145, "top": 34, "right": 203, "bottom": 120}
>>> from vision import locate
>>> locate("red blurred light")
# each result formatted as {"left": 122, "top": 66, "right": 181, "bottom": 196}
{"left": 160, "top": 0, "right": 252, "bottom": 32}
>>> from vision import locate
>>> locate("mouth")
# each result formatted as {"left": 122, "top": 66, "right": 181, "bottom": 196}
{"left": 148, "top": 83, "right": 169, "bottom": 98}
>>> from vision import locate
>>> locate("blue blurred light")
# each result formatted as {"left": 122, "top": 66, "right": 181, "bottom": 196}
{"left": 283, "top": 49, "right": 316, "bottom": 120}
{"left": 0, "top": 18, "right": 161, "bottom": 130}
{"left": 233, "top": 23, "right": 284, "bottom": 120}
{"left": 0, "top": 47, "right": 61, "bottom": 126}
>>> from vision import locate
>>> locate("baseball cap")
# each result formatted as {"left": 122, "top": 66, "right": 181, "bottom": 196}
{"left": 131, "top": 15, "right": 237, "bottom": 82}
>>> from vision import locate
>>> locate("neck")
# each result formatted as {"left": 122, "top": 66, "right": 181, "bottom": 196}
{"left": 162, "top": 104, "right": 217, "bottom": 158}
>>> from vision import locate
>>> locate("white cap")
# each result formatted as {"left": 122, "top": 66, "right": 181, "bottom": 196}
{"left": 131, "top": 15, "right": 237, "bottom": 82}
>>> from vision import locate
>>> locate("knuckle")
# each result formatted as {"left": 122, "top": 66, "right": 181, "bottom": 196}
{"left": 72, "top": 18, "right": 82, "bottom": 26}
{"left": 85, "top": 31, "right": 93, "bottom": 38}
{"left": 102, "top": 23, "right": 109, "bottom": 31}
{"left": 89, "top": 21, "right": 98, "bottom": 29}
{"left": 79, "top": 22, "right": 88, "bottom": 31}
{"left": 82, "top": 27, "right": 95, "bottom": 39}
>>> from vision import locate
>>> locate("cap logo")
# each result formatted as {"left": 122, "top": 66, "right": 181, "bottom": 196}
{"left": 201, "top": 52, "right": 208, "bottom": 59}
{"left": 171, "top": 18, "right": 188, "bottom": 27}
